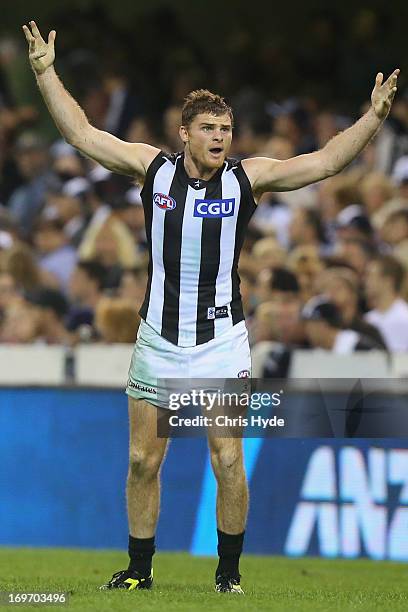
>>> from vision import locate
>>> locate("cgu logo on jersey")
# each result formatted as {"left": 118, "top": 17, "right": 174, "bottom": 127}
{"left": 194, "top": 198, "right": 235, "bottom": 218}
{"left": 154, "top": 193, "right": 177, "bottom": 211}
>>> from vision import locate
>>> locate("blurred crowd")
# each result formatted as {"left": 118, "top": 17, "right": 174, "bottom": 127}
{"left": 1, "top": 24, "right": 408, "bottom": 377}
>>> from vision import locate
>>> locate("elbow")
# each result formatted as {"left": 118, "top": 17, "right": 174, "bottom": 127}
{"left": 65, "top": 123, "right": 90, "bottom": 149}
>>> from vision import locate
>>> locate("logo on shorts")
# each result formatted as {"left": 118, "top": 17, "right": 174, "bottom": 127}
{"left": 194, "top": 198, "right": 235, "bottom": 218}
{"left": 154, "top": 193, "right": 176, "bottom": 211}
{"left": 127, "top": 378, "right": 157, "bottom": 394}
{"left": 237, "top": 370, "right": 250, "bottom": 378}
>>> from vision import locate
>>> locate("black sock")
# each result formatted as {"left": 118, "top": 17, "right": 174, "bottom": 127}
{"left": 216, "top": 529, "right": 245, "bottom": 578}
{"left": 128, "top": 535, "right": 155, "bottom": 576}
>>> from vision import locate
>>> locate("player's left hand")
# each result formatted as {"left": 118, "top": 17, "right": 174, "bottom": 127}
{"left": 371, "top": 69, "right": 400, "bottom": 120}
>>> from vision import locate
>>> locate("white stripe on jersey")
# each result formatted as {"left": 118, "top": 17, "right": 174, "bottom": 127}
{"left": 146, "top": 156, "right": 179, "bottom": 331}
{"left": 178, "top": 184, "right": 207, "bottom": 346}
{"left": 214, "top": 166, "right": 241, "bottom": 337}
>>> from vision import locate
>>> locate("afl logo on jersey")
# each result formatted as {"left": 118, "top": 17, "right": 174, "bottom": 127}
{"left": 194, "top": 198, "right": 235, "bottom": 218}
{"left": 154, "top": 193, "right": 177, "bottom": 210}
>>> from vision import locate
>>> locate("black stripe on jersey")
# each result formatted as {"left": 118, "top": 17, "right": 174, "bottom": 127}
{"left": 230, "top": 162, "right": 257, "bottom": 325}
{"left": 195, "top": 176, "right": 223, "bottom": 345}
{"left": 139, "top": 152, "right": 169, "bottom": 321}
{"left": 161, "top": 157, "right": 188, "bottom": 345}
{"left": 139, "top": 151, "right": 169, "bottom": 321}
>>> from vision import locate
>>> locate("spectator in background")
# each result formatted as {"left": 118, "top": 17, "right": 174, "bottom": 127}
{"left": 23, "top": 287, "right": 70, "bottom": 345}
{"left": 287, "top": 245, "right": 324, "bottom": 302}
{"left": 111, "top": 187, "right": 147, "bottom": 255}
{"left": 67, "top": 260, "right": 106, "bottom": 340}
{"left": 364, "top": 254, "right": 408, "bottom": 351}
{"left": 336, "top": 237, "right": 378, "bottom": 278}
{"left": 126, "top": 116, "right": 160, "bottom": 150}
{"left": 255, "top": 266, "right": 300, "bottom": 308}
{"left": 237, "top": 267, "right": 257, "bottom": 318}
{"left": 251, "top": 236, "right": 287, "bottom": 274}
{"left": 3, "top": 242, "right": 44, "bottom": 291}
{"left": 33, "top": 217, "right": 77, "bottom": 293}
{"left": 318, "top": 172, "right": 362, "bottom": 244}
{"left": 78, "top": 215, "right": 140, "bottom": 288}
{"left": 301, "top": 296, "right": 382, "bottom": 353}
{"left": 7, "top": 132, "right": 53, "bottom": 237}
{"left": 0, "top": 207, "right": 19, "bottom": 243}
{"left": 0, "top": 229, "right": 14, "bottom": 256}
{"left": 360, "top": 171, "right": 395, "bottom": 229}
{"left": 289, "top": 206, "right": 327, "bottom": 251}
{"left": 102, "top": 63, "right": 144, "bottom": 140}
{"left": 119, "top": 267, "right": 148, "bottom": 312}
{"left": 0, "top": 294, "right": 40, "bottom": 343}
{"left": 334, "top": 205, "right": 375, "bottom": 246}
{"left": 0, "top": 270, "right": 17, "bottom": 311}
{"left": 0, "top": 271, "right": 18, "bottom": 335}
{"left": 162, "top": 105, "right": 183, "bottom": 152}
{"left": 366, "top": 157, "right": 408, "bottom": 228}
{"left": 249, "top": 192, "right": 291, "bottom": 247}
{"left": 252, "top": 268, "right": 305, "bottom": 377}
{"left": 316, "top": 266, "right": 386, "bottom": 348}
{"left": 392, "top": 156, "right": 408, "bottom": 204}
{"left": 381, "top": 208, "right": 408, "bottom": 269}
{"left": 95, "top": 297, "right": 140, "bottom": 343}
{"left": 43, "top": 176, "right": 91, "bottom": 247}
{"left": 253, "top": 267, "right": 304, "bottom": 344}
{"left": 50, "top": 140, "right": 85, "bottom": 182}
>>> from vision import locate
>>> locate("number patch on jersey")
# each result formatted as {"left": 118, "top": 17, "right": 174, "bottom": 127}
{"left": 154, "top": 193, "right": 177, "bottom": 210}
{"left": 193, "top": 198, "right": 235, "bottom": 218}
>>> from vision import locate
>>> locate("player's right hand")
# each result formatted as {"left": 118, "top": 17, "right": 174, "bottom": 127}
{"left": 22, "top": 20, "right": 56, "bottom": 75}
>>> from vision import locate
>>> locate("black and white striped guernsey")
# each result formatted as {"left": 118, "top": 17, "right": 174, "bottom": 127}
{"left": 139, "top": 151, "right": 257, "bottom": 347}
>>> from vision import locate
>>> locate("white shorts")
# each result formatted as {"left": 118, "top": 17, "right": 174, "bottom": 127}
{"left": 126, "top": 319, "right": 251, "bottom": 409}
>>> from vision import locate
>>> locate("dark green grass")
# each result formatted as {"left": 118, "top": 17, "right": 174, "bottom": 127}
{"left": 0, "top": 548, "right": 407, "bottom": 611}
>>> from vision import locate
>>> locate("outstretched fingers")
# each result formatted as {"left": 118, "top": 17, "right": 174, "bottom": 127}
{"left": 375, "top": 72, "right": 384, "bottom": 87}
{"left": 384, "top": 69, "right": 400, "bottom": 91}
{"left": 22, "top": 24, "right": 35, "bottom": 51}
{"left": 29, "top": 20, "right": 45, "bottom": 42}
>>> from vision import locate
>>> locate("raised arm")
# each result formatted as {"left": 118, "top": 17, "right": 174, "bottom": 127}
{"left": 243, "top": 69, "right": 400, "bottom": 198}
{"left": 22, "top": 20, "right": 159, "bottom": 180}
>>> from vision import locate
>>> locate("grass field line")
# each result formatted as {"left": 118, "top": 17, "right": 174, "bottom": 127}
{"left": 0, "top": 548, "right": 407, "bottom": 611}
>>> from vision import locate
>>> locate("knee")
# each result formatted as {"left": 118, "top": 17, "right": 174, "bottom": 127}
{"left": 128, "top": 449, "right": 162, "bottom": 481}
{"left": 210, "top": 446, "right": 243, "bottom": 480}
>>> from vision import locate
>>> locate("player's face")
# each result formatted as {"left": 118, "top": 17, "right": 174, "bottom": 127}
{"left": 180, "top": 113, "right": 233, "bottom": 170}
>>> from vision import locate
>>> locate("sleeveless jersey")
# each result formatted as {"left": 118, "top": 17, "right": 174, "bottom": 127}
{"left": 139, "top": 151, "right": 256, "bottom": 347}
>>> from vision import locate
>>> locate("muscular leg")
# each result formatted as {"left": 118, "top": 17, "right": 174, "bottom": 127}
{"left": 208, "top": 433, "right": 248, "bottom": 581}
{"left": 207, "top": 435, "right": 248, "bottom": 533}
{"left": 127, "top": 397, "right": 170, "bottom": 538}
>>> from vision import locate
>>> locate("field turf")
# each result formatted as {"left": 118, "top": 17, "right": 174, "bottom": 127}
{"left": 1, "top": 548, "right": 407, "bottom": 611}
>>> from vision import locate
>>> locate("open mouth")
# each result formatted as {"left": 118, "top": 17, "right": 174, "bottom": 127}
{"left": 209, "top": 147, "right": 223, "bottom": 155}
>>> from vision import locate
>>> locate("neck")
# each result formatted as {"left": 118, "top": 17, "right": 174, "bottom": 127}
{"left": 184, "top": 146, "right": 220, "bottom": 181}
